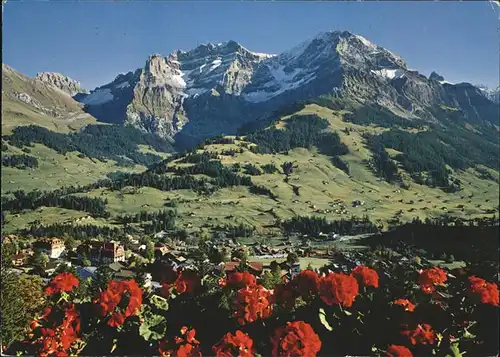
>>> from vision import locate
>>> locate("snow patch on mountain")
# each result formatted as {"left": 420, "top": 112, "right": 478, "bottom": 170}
{"left": 250, "top": 51, "right": 277, "bottom": 59}
{"left": 209, "top": 59, "right": 222, "bottom": 71}
{"left": 116, "top": 81, "right": 131, "bottom": 89}
{"left": 371, "top": 68, "right": 405, "bottom": 80}
{"left": 170, "top": 73, "right": 186, "bottom": 88}
{"left": 355, "top": 35, "right": 375, "bottom": 48}
{"left": 244, "top": 70, "right": 316, "bottom": 103}
{"left": 81, "top": 88, "right": 114, "bottom": 105}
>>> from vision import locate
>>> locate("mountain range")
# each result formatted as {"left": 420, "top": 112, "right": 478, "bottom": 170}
{"left": 6, "top": 30, "right": 496, "bottom": 145}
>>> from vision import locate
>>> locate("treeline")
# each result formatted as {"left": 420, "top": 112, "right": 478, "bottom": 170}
{"left": 4, "top": 124, "right": 174, "bottom": 166}
{"left": 202, "top": 135, "right": 235, "bottom": 146}
{"left": 366, "top": 216, "right": 499, "bottom": 263}
{"left": 214, "top": 223, "right": 255, "bottom": 238}
{"left": 249, "top": 185, "right": 278, "bottom": 200}
{"left": 331, "top": 156, "right": 349, "bottom": 174}
{"left": 142, "top": 154, "right": 278, "bottom": 199}
{"left": 1, "top": 154, "right": 38, "bottom": 169}
{"left": 365, "top": 129, "right": 466, "bottom": 190}
{"left": 343, "top": 103, "right": 420, "bottom": 129}
{"left": 20, "top": 223, "right": 121, "bottom": 239}
{"left": 261, "top": 163, "right": 278, "bottom": 174}
{"left": 177, "top": 151, "right": 219, "bottom": 164}
{"left": 2, "top": 190, "right": 109, "bottom": 217}
{"left": 2, "top": 160, "right": 278, "bottom": 218}
{"left": 282, "top": 215, "right": 379, "bottom": 236}
{"left": 364, "top": 135, "right": 401, "bottom": 184}
{"left": 116, "top": 209, "right": 176, "bottom": 234}
{"left": 360, "top": 104, "right": 499, "bottom": 189}
{"left": 247, "top": 114, "right": 347, "bottom": 155}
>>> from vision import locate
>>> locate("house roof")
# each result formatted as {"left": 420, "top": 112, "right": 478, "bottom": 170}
{"left": 12, "top": 253, "right": 26, "bottom": 260}
{"left": 109, "top": 262, "right": 126, "bottom": 272}
{"left": 224, "top": 261, "right": 263, "bottom": 273}
{"left": 76, "top": 266, "right": 97, "bottom": 280}
{"left": 115, "top": 270, "right": 134, "bottom": 279}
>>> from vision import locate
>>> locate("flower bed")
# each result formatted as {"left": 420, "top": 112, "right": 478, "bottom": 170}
{"left": 5, "top": 252, "right": 499, "bottom": 357}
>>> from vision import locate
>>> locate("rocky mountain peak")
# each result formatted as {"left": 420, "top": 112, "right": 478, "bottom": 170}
{"left": 35, "top": 72, "right": 87, "bottom": 96}
{"left": 429, "top": 71, "right": 445, "bottom": 82}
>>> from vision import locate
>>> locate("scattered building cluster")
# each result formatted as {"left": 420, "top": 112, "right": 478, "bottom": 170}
{"left": 4, "top": 230, "right": 335, "bottom": 292}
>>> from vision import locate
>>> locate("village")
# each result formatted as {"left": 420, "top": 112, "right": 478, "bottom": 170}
{"left": 3, "top": 231, "right": 339, "bottom": 292}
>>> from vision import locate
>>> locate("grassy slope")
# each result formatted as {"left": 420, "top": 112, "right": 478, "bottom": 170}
{"left": 1, "top": 142, "right": 146, "bottom": 193}
{"left": 1, "top": 65, "right": 172, "bottom": 195}
{"left": 2, "top": 64, "right": 97, "bottom": 135}
{"left": 4, "top": 104, "right": 499, "bottom": 235}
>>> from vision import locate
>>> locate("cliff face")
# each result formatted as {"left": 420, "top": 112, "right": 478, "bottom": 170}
{"left": 35, "top": 72, "right": 88, "bottom": 96}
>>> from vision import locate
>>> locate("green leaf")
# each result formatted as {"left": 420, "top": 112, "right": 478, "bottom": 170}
{"left": 150, "top": 294, "right": 169, "bottom": 312}
{"left": 449, "top": 342, "right": 464, "bottom": 357}
{"left": 463, "top": 329, "right": 476, "bottom": 339}
{"left": 318, "top": 308, "right": 333, "bottom": 331}
{"left": 110, "top": 339, "right": 118, "bottom": 353}
{"left": 139, "top": 314, "right": 167, "bottom": 342}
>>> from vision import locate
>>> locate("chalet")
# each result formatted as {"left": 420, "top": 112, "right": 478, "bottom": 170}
{"left": 11, "top": 252, "right": 28, "bottom": 267}
{"left": 33, "top": 238, "right": 65, "bottom": 259}
{"left": 158, "top": 251, "right": 197, "bottom": 270}
{"left": 31, "top": 261, "right": 60, "bottom": 277}
{"left": 115, "top": 269, "right": 135, "bottom": 281}
{"left": 108, "top": 261, "right": 127, "bottom": 273}
{"left": 154, "top": 244, "right": 169, "bottom": 259}
{"left": 76, "top": 266, "right": 97, "bottom": 280}
{"left": 224, "top": 261, "right": 264, "bottom": 276}
{"left": 78, "top": 241, "right": 126, "bottom": 265}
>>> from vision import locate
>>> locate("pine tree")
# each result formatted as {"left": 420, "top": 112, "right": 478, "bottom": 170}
{"left": 89, "top": 265, "right": 112, "bottom": 298}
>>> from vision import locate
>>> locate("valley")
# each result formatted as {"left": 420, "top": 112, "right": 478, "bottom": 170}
{"left": 1, "top": 5, "right": 499, "bottom": 354}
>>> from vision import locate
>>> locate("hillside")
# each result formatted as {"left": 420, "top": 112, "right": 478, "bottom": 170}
{"left": 1, "top": 30, "right": 499, "bottom": 239}
{"left": 3, "top": 101, "right": 498, "bottom": 238}
{"left": 1, "top": 65, "right": 174, "bottom": 193}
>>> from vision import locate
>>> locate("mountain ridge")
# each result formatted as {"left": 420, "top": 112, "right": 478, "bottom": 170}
{"left": 63, "top": 30, "right": 498, "bottom": 142}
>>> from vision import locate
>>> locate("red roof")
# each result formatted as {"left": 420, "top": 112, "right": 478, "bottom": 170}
{"left": 224, "top": 261, "right": 263, "bottom": 273}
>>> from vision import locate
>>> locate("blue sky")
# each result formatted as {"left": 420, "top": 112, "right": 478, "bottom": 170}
{"left": 3, "top": 1, "right": 499, "bottom": 90}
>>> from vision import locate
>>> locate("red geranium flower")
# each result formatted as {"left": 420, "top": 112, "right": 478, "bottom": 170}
{"left": 28, "top": 302, "right": 81, "bottom": 356}
{"left": 44, "top": 272, "right": 79, "bottom": 296}
{"left": 212, "top": 330, "right": 255, "bottom": 357}
{"left": 176, "top": 270, "right": 201, "bottom": 294}
{"left": 161, "top": 270, "right": 201, "bottom": 297}
{"left": 233, "top": 284, "right": 272, "bottom": 325}
{"left": 291, "top": 270, "right": 320, "bottom": 299}
{"left": 386, "top": 344, "right": 413, "bottom": 357}
{"left": 218, "top": 278, "right": 227, "bottom": 287}
{"left": 271, "top": 321, "right": 321, "bottom": 356}
{"left": 418, "top": 268, "right": 447, "bottom": 294}
{"left": 401, "top": 324, "right": 436, "bottom": 345}
{"left": 468, "top": 276, "right": 499, "bottom": 306}
{"left": 352, "top": 265, "right": 379, "bottom": 288}
{"left": 319, "top": 272, "right": 359, "bottom": 307}
{"left": 227, "top": 271, "right": 257, "bottom": 289}
{"left": 159, "top": 326, "right": 201, "bottom": 357}
{"left": 96, "top": 279, "right": 143, "bottom": 327}
{"left": 393, "top": 299, "right": 416, "bottom": 312}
